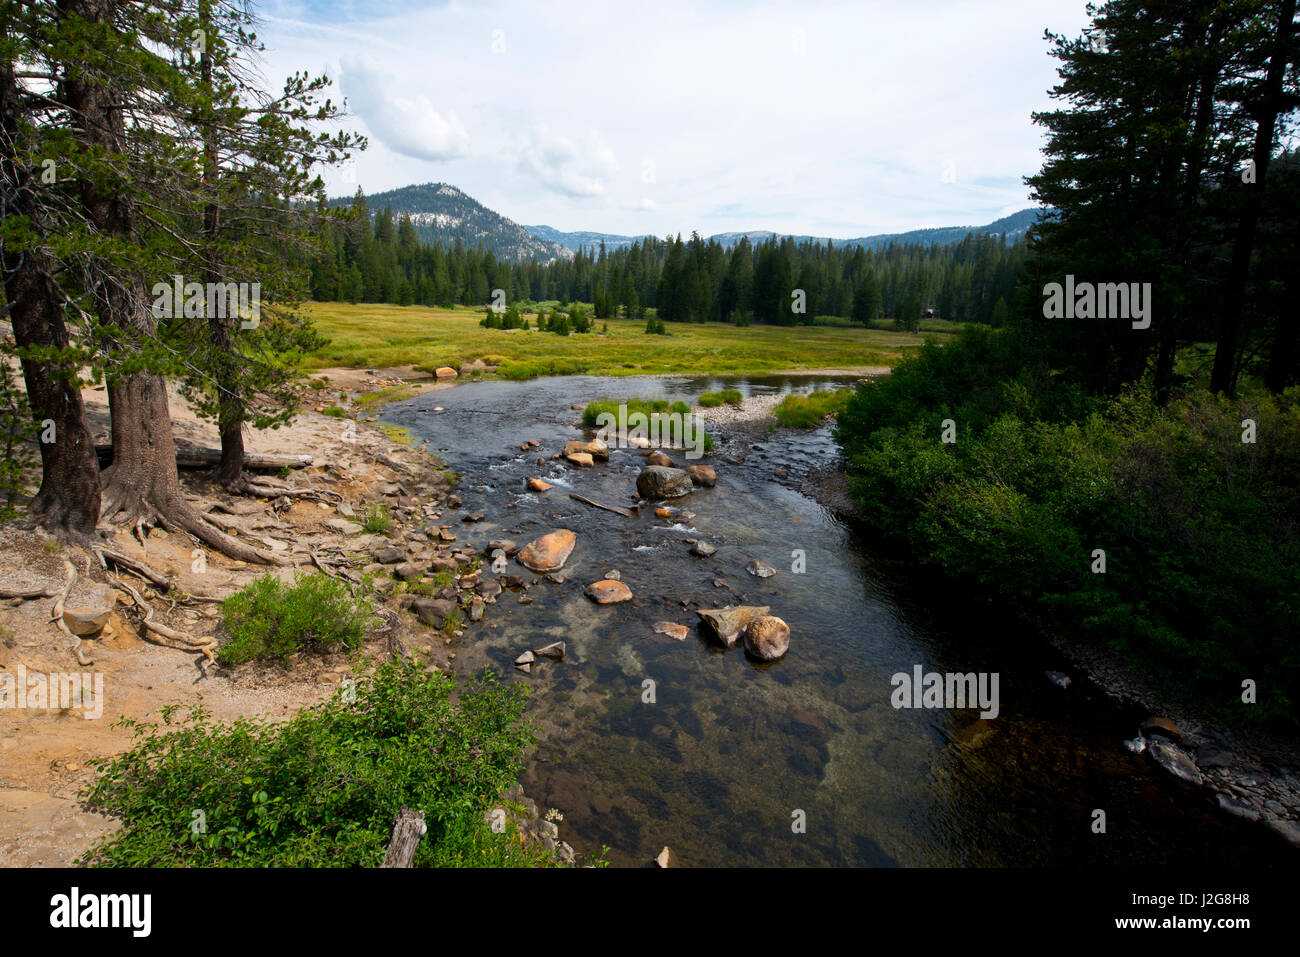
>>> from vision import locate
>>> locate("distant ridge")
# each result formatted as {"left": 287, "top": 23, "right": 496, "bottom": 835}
{"left": 328, "top": 183, "right": 573, "bottom": 263}
{"left": 529, "top": 207, "right": 1043, "bottom": 253}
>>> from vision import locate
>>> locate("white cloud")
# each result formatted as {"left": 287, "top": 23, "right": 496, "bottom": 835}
{"left": 338, "top": 58, "right": 470, "bottom": 162}
{"left": 511, "top": 126, "right": 619, "bottom": 198}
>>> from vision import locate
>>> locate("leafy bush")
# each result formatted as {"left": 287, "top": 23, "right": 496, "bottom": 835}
{"left": 836, "top": 326, "right": 1300, "bottom": 725}
{"left": 361, "top": 503, "right": 392, "bottom": 534}
{"left": 79, "top": 661, "right": 561, "bottom": 867}
{"left": 219, "top": 572, "right": 373, "bottom": 666}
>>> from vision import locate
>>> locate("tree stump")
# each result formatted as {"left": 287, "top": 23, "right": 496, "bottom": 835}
{"left": 380, "top": 806, "right": 427, "bottom": 868}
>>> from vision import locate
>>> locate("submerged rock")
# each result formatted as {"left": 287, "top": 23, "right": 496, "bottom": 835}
{"left": 645, "top": 451, "right": 676, "bottom": 468}
{"left": 747, "top": 559, "right": 777, "bottom": 578}
{"left": 517, "top": 530, "right": 577, "bottom": 573}
{"left": 691, "top": 540, "right": 717, "bottom": 557}
{"left": 535, "top": 641, "right": 566, "bottom": 660}
{"left": 653, "top": 621, "right": 690, "bottom": 641}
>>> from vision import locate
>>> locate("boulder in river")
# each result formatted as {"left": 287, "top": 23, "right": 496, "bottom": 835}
{"left": 1146, "top": 738, "right": 1203, "bottom": 785}
{"left": 517, "top": 530, "right": 577, "bottom": 573}
{"left": 646, "top": 451, "right": 676, "bottom": 468}
{"left": 487, "top": 539, "right": 520, "bottom": 556}
{"left": 655, "top": 846, "right": 677, "bottom": 868}
{"left": 412, "top": 598, "right": 457, "bottom": 628}
{"left": 535, "top": 641, "right": 566, "bottom": 660}
{"left": 1140, "top": 716, "right": 1182, "bottom": 744}
{"left": 566, "top": 452, "right": 594, "bottom": 467}
{"left": 685, "top": 465, "right": 717, "bottom": 487}
{"left": 585, "top": 579, "right": 633, "bottom": 604}
{"left": 636, "top": 466, "right": 692, "bottom": 500}
{"left": 527, "top": 478, "right": 553, "bottom": 492}
{"left": 743, "top": 615, "right": 790, "bottom": 661}
{"left": 697, "top": 605, "right": 771, "bottom": 648}
{"left": 691, "top": 540, "right": 717, "bottom": 557}
{"left": 565, "top": 438, "right": 609, "bottom": 461}
{"left": 747, "top": 558, "right": 777, "bottom": 578}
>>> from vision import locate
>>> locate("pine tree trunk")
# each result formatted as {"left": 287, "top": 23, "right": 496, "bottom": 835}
{"left": 1209, "top": 0, "right": 1296, "bottom": 395}
{"left": 0, "top": 59, "right": 102, "bottom": 535}
{"left": 61, "top": 0, "right": 280, "bottom": 564}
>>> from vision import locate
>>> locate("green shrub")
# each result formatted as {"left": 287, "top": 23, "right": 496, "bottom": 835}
{"left": 79, "top": 661, "right": 562, "bottom": 867}
{"left": 361, "top": 503, "right": 392, "bottom": 534}
{"left": 835, "top": 325, "right": 1300, "bottom": 726}
{"left": 321, "top": 405, "right": 348, "bottom": 418}
{"left": 219, "top": 572, "right": 373, "bottom": 666}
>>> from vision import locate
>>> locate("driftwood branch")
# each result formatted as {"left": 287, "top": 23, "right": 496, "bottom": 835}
{"left": 380, "top": 806, "right": 426, "bottom": 868}
{"left": 569, "top": 492, "right": 637, "bottom": 518}
{"left": 95, "top": 444, "right": 313, "bottom": 471}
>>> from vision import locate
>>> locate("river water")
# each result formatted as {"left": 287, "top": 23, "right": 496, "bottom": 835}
{"left": 380, "top": 373, "right": 1291, "bottom": 867}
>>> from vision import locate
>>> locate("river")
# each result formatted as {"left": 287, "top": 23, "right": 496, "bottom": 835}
{"left": 379, "top": 373, "right": 1291, "bottom": 867}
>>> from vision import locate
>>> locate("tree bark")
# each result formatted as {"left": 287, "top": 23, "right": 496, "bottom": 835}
{"left": 1209, "top": 0, "right": 1296, "bottom": 395}
{"left": 0, "top": 58, "right": 102, "bottom": 535}
{"left": 59, "top": 0, "right": 281, "bottom": 565}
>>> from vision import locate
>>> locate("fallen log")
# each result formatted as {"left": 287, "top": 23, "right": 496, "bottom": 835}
{"left": 381, "top": 806, "right": 426, "bottom": 868}
{"left": 569, "top": 492, "right": 637, "bottom": 518}
{"left": 96, "top": 444, "right": 313, "bottom": 471}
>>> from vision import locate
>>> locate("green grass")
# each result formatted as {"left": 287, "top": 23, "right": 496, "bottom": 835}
{"left": 304, "top": 302, "right": 941, "bottom": 378}
{"left": 320, "top": 405, "right": 348, "bottom": 418}
{"left": 78, "top": 661, "right": 564, "bottom": 867}
{"left": 698, "top": 389, "right": 743, "bottom": 407}
{"left": 773, "top": 389, "right": 851, "bottom": 427}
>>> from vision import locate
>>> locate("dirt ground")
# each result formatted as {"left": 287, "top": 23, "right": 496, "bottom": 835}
{"left": 0, "top": 366, "right": 460, "bottom": 866}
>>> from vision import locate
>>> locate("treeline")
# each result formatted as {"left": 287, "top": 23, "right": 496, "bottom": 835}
{"left": 836, "top": 0, "right": 1300, "bottom": 726}
{"left": 306, "top": 192, "right": 1028, "bottom": 327}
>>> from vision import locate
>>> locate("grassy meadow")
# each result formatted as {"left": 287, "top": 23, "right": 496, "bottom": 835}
{"left": 304, "top": 302, "right": 957, "bottom": 378}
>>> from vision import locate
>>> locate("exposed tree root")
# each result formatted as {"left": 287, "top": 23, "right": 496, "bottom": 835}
{"left": 48, "top": 559, "right": 92, "bottom": 666}
{"left": 111, "top": 576, "right": 217, "bottom": 665}
{"left": 100, "top": 482, "right": 286, "bottom": 566}
{"left": 94, "top": 547, "right": 172, "bottom": 591}
{"left": 0, "top": 585, "right": 58, "bottom": 600}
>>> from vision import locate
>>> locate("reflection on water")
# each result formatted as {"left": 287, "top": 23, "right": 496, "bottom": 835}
{"left": 381, "top": 374, "right": 1290, "bottom": 867}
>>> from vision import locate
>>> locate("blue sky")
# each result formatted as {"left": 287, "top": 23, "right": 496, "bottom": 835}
{"left": 256, "top": 0, "right": 1093, "bottom": 237}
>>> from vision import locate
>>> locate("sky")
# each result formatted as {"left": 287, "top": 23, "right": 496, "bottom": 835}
{"left": 254, "top": 0, "right": 1094, "bottom": 238}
